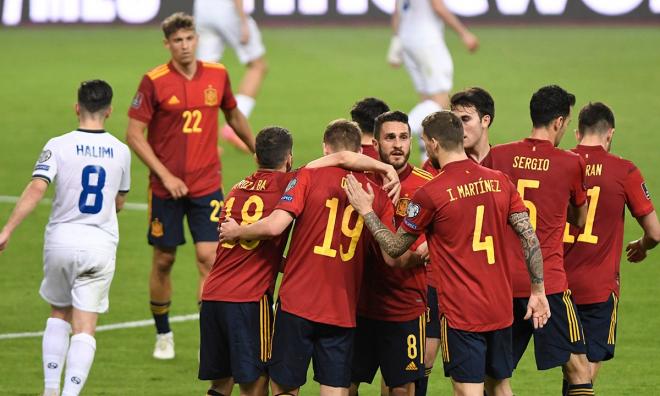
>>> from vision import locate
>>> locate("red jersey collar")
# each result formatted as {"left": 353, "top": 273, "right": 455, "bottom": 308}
{"left": 398, "top": 163, "right": 414, "bottom": 181}
{"left": 523, "top": 137, "right": 554, "bottom": 147}
{"left": 439, "top": 158, "right": 475, "bottom": 173}
{"left": 167, "top": 60, "right": 203, "bottom": 80}
{"left": 576, "top": 144, "right": 607, "bottom": 153}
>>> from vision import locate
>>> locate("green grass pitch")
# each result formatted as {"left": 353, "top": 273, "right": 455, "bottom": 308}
{"left": 0, "top": 25, "right": 659, "bottom": 395}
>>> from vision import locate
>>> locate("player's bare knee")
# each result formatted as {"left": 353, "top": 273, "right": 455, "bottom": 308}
{"left": 50, "top": 305, "right": 72, "bottom": 322}
{"left": 564, "top": 353, "right": 591, "bottom": 384}
{"left": 248, "top": 57, "right": 268, "bottom": 76}
{"left": 152, "top": 248, "right": 176, "bottom": 273}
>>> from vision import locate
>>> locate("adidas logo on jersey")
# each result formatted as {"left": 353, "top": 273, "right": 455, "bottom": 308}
{"left": 167, "top": 95, "right": 180, "bottom": 105}
{"left": 405, "top": 361, "right": 418, "bottom": 371}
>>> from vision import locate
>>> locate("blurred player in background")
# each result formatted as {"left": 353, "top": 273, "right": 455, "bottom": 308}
{"left": 350, "top": 111, "right": 431, "bottom": 396}
{"left": 125, "top": 12, "right": 255, "bottom": 360}
{"left": 194, "top": 0, "right": 268, "bottom": 152}
{"left": 388, "top": 0, "right": 479, "bottom": 162}
{"left": 350, "top": 97, "right": 391, "bottom": 159}
{"left": 482, "top": 85, "right": 595, "bottom": 396}
{"left": 564, "top": 102, "right": 659, "bottom": 387}
{"left": 0, "top": 80, "right": 131, "bottom": 396}
{"left": 343, "top": 111, "right": 549, "bottom": 396}
{"left": 221, "top": 120, "right": 423, "bottom": 396}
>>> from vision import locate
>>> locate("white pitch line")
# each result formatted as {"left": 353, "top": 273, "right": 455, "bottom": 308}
{"left": 0, "top": 195, "right": 147, "bottom": 211}
{"left": 0, "top": 313, "right": 198, "bottom": 340}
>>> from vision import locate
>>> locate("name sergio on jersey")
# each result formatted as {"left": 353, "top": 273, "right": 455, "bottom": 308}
{"left": 447, "top": 178, "right": 502, "bottom": 202}
{"left": 512, "top": 155, "right": 550, "bottom": 171}
{"left": 233, "top": 178, "right": 268, "bottom": 192}
{"left": 76, "top": 144, "right": 114, "bottom": 159}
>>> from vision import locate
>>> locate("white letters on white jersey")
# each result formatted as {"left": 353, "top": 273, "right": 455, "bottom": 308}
{"left": 398, "top": 0, "right": 445, "bottom": 45}
{"left": 32, "top": 130, "right": 131, "bottom": 248}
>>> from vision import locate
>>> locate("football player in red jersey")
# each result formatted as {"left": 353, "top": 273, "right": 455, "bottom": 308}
{"left": 221, "top": 119, "right": 424, "bottom": 396}
{"left": 344, "top": 111, "right": 550, "bottom": 396}
{"left": 564, "top": 102, "right": 659, "bottom": 385}
{"left": 125, "top": 12, "right": 256, "bottom": 360}
{"left": 482, "top": 85, "right": 595, "bottom": 396}
{"left": 349, "top": 111, "right": 433, "bottom": 396}
{"left": 350, "top": 97, "right": 391, "bottom": 160}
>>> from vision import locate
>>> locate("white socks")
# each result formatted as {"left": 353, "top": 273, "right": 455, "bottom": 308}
{"left": 236, "top": 94, "right": 256, "bottom": 118}
{"left": 61, "top": 333, "right": 96, "bottom": 396}
{"left": 408, "top": 100, "right": 442, "bottom": 161}
{"left": 43, "top": 318, "right": 72, "bottom": 392}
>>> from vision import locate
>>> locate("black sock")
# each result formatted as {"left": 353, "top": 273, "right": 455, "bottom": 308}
{"left": 567, "top": 383, "right": 594, "bottom": 395}
{"left": 415, "top": 366, "right": 432, "bottom": 396}
{"left": 150, "top": 300, "right": 171, "bottom": 334}
{"left": 562, "top": 379, "right": 569, "bottom": 396}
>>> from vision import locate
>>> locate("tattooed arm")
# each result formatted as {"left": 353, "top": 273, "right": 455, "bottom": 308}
{"left": 508, "top": 211, "right": 544, "bottom": 288}
{"left": 363, "top": 212, "right": 419, "bottom": 259}
{"left": 509, "top": 210, "right": 550, "bottom": 329}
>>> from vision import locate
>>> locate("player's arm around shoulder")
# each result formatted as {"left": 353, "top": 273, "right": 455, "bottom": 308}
{"left": 220, "top": 209, "right": 293, "bottom": 243}
{"left": 0, "top": 178, "right": 49, "bottom": 251}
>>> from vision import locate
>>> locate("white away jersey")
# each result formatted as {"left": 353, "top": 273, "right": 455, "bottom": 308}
{"left": 398, "top": 0, "right": 445, "bottom": 45}
{"left": 32, "top": 129, "right": 131, "bottom": 248}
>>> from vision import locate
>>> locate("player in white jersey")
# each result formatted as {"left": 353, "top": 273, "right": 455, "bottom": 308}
{"left": 194, "top": 0, "right": 267, "bottom": 152}
{"left": 388, "top": 0, "right": 479, "bottom": 161}
{"left": 0, "top": 80, "right": 131, "bottom": 396}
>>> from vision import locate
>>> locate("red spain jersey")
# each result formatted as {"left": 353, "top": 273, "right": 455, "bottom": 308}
{"left": 359, "top": 164, "right": 433, "bottom": 321}
{"left": 564, "top": 145, "right": 654, "bottom": 304}
{"left": 362, "top": 144, "right": 379, "bottom": 160}
{"left": 275, "top": 167, "right": 394, "bottom": 328}
{"left": 128, "top": 61, "right": 237, "bottom": 198}
{"left": 422, "top": 159, "right": 440, "bottom": 176}
{"left": 482, "top": 139, "right": 587, "bottom": 296}
{"left": 202, "top": 170, "right": 293, "bottom": 302}
{"left": 401, "top": 159, "right": 526, "bottom": 332}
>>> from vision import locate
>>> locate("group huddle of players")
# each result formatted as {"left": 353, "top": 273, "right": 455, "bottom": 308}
{"left": 200, "top": 86, "right": 658, "bottom": 396}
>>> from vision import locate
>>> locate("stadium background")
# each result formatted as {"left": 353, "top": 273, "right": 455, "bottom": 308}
{"left": 0, "top": 1, "right": 659, "bottom": 394}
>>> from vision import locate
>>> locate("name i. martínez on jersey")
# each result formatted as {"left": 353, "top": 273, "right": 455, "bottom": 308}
{"left": 447, "top": 178, "right": 502, "bottom": 202}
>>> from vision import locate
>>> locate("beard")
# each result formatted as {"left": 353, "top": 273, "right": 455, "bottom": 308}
{"left": 379, "top": 147, "right": 410, "bottom": 171}
{"left": 429, "top": 155, "right": 441, "bottom": 170}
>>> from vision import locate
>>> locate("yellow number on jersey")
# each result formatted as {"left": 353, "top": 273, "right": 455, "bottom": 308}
{"left": 517, "top": 179, "right": 540, "bottom": 230}
{"left": 563, "top": 186, "right": 600, "bottom": 244}
{"left": 220, "top": 195, "right": 265, "bottom": 250}
{"left": 182, "top": 110, "right": 202, "bottom": 133}
{"left": 472, "top": 205, "right": 495, "bottom": 264}
{"left": 314, "top": 198, "right": 365, "bottom": 262}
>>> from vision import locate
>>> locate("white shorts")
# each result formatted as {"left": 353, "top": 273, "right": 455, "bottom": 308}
{"left": 194, "top": 0, "right": 266, "bottom": 64}
{"left": 401, "top": 41, "right": 453, "bottom": 95}
{"left": 40, "top": 247, "right": 116, "bottom": 313}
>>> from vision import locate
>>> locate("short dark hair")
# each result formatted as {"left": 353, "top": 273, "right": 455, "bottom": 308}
{"left": 255, "top": 126, "right": 293, "bottom": 169}
{"left": 374, "top": 111, "right": 410, "bottom": 139}
{"left": 161, "top": 12, "right": 195, "bottom": 38}
{"left": 530, "top": 85, "right": 576, "bottom": 128}
{"left": 578, "top": 102, "right": 615, "bottom": 135}
{"left": 78, "top": 79, "right": 113, "bottom": 114}
{"left": 323, "top": 119, "right": 362, "bottom": 153}
{"left": 350, "top": 97, "right": 390, "bottom": 135}
{"left": 450, "top": 87, "right": 495, "bottom": 126}
{"left": 421, "top": 111, "right": 464, "bottom": 152}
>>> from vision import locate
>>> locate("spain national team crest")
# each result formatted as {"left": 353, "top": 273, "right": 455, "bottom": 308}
{"left": 396, "top": 197, "right": 410, "bottom": 217}
{"left": 204, "top": 85, "right": 218, "bottom": 106}
{"left": 151, "top": 218, "right": 164, "bottom": 237}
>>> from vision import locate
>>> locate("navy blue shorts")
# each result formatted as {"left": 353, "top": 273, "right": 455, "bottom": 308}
{"left": 426, "top": 286, "right": 441, "bottom": 339}
{"left": 512, "top": 290, "right": 587, "bottom": 370}
{"left": 351, "top": 314, "right": 426, "bottom": 388}
{"left": 577, "top": 292, "right": 619, "bottom": 363}
{"left": 439, "top": 316, "right": 512, "bottom": 383}
{"left": 148, "top": 190, "right": 223, "bottom": 248}
{"left": 268, "top": 303, "right": 355, "bottom": 389}
{"left": 198, "top": 295, "right": 273, "bottom": 383}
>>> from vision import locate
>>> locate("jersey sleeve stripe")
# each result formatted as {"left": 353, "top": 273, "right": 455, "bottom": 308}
{"left": 202, "top": 62, "right": 226, "bottom": 70}
{"left": 32, "top": 174, "right": 52, "bottom": 184}
{"left": 412, "top": 168, "right": 434, "bottom": 180}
